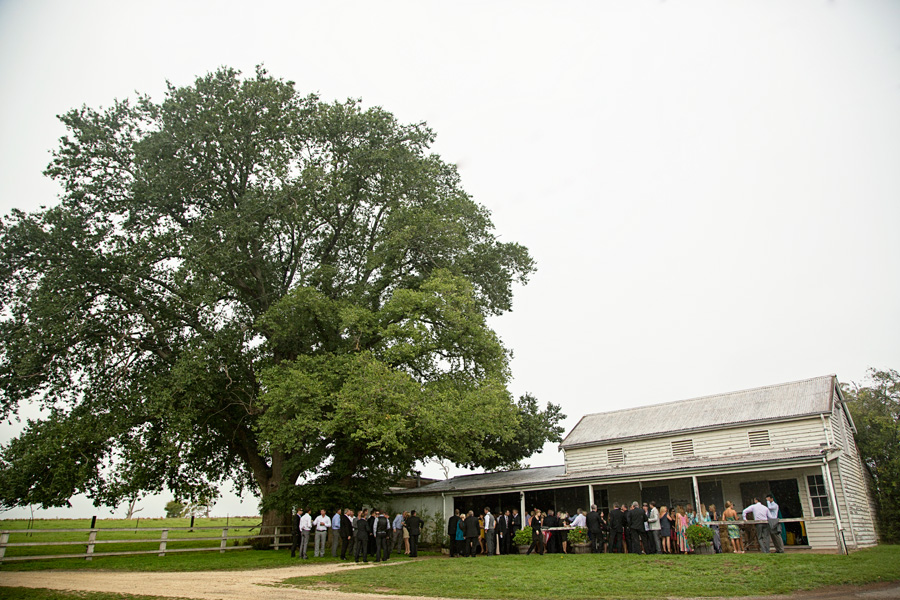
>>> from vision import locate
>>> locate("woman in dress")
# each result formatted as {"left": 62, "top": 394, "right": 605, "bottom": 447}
{"left": 455, "top": 515, "right": 465, "bottom": 557}
{"left": 403, "top": 514, "right": 411, "bottom": 555}
{"left": 478, "top": 514, "right": 486, "bottom": 555}
{"left": 599, "top": 510, "right": 610, "bottom": 553}
{"left": 707, "top": 504, "right": 722, "bottom": 553}
{"left": 558, "top": 510, "right": 569, "bottom": 554}
{"left": 658, "top": 506, "right": 672, "bottom": 554}
{"left": 686, "top": 504, "right": 697, "bottom": 526}
{"left": 723, "top": 501, "right": 744, "bottom": 554}
{"left": 675, "top": 506, "right": 690, "bottom": 554}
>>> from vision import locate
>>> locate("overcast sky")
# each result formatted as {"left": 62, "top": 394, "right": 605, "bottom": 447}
{"left": 1, "top": 0, "right": 898, "bottom": 520}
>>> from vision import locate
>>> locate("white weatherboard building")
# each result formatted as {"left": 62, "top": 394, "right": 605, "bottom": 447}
{"left": 394, "top": 375, "right": 878, "bottom": 552}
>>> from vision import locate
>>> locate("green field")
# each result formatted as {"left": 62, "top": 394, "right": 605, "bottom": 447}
{"left": 0, "top": 517, "right": 264, "bottom": 562}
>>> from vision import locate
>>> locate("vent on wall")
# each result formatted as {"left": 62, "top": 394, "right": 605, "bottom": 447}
{"left": 607, "top": 447, "right": 625, "bottom": 465}
{"left": 671, "top": 439, "right": 694, "bottom": 457}
{"left": 748, "top": 430, "right": 771, "bottom": 448}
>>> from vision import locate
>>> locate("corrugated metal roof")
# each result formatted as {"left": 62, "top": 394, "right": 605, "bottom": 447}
{"left": 561, "top": 375, "right": 837, "bottom": 449}
{"left": 392, "top": 465, "right": 566, "bottom": 495}
{"left": 394, "top": 448, "right": 826, "bottom": 496}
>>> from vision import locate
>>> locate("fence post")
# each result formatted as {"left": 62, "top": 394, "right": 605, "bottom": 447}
{"left": 0, "top": 531, "right": 9, "bottom": 563}
{"left": 220, "top": 528, "right": 228, "bottom": 553}
{"left": 86, "top": 529, "right": 98, "bottom": 561}
{"left": 273, "top": 526, "right": 280, "bottom": 550}
{"left": 159, "top": 529, "right": 168, "bottom": 557}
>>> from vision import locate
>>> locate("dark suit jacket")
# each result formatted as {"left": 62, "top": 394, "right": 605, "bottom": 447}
{"left": 609, "top": 509, "right": 626, "bottom": 533}
{"left": 627, "top": 507, "right": 647, "bottom": 531}
{"left": 448, "top": 515, "right": 461, "bottom": 536}
{"left": 340, "top": 514, "right": 353, "bottom": 538}
{"left": 496, "top": 515, "right": 509, "bottom": 536}
{"left": 355, "top": 517, "right": 370, "bottom": 540}
{"left": 292, "top": 513, "right": 301, "bottom": 535}
{"left": 586, "top": 510, "right": 602, "bottom": 533}
{"left": 406, "top": 515, "right": 423, "bottom": 536}
{"left": 463, "top": 516, "right": 480, "bottom": 537}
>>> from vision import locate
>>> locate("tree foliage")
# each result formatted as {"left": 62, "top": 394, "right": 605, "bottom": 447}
{"left": 842, "top": 368, "right": 900, "bottom": 543}
{"left": 0, "top": 67, "right": 563, "bottom": 525}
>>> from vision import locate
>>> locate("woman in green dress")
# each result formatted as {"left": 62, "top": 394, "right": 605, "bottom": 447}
{"left": 723, "top": 501, "right": 744, "bottom": 553}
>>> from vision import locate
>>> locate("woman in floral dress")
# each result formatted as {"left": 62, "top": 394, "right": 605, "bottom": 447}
{"left": 675, "top": 506, "right": 690, "bottom": 554}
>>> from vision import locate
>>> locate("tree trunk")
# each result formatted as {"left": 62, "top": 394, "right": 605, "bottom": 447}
{"left": 257, "top": 505, "right": 292, "bottom": 550}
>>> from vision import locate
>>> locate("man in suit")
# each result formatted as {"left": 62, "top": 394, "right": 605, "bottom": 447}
{"left": 627, "top": 501, "right": 647, "bottom": 554}
{"left": 608, "top": 503, "right": 626, "bottom": 553}
{"left": 372, "top": 509, "right": 390, "bottom": 562}
{"left": 587, "top": 504, "right": 603, "bottom": 553}
{"left": 354, "top": 509, "right": 370, "bottom": 563}
{"left": 543, "top": 509, "right": 558, "bottom": 553}
{"left": 339, "top": 508, "right": 354, "bottom": 560}
{"left": 647, "top": 501, "right": 661, "bottom": 554}
{"left": 510, "top": 508, "right": 521, "bottom": 548}
{"left": 447, "top": 509, "right": 461, "bottom": 557}
{"left": 496, "top": 509, "right": 510, "bottom": 555}
{"left": 406, "top": 509, "right": 423, "bottom": 557}
{"left": 463, "top": 510, "right": 480, "bottom": 556}
{"left": 290, "top": 507, "right": 302, "bottom": 558}
{"left": 366, "top": 511, "right": 376, "bottom": 559}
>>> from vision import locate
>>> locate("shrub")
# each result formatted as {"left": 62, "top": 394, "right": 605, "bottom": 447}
{"left": 567, "top": 526, "right": 587, "bottom": 543}
{"left": 686, "top": 524, "right": 714, "bottom": 548}
{"left": 513, "top": 526, "right": 532, "bottom": 545}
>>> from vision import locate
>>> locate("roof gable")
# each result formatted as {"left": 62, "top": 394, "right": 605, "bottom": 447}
{"left": 561, "top": 375, "right": 837, "bottom": 449}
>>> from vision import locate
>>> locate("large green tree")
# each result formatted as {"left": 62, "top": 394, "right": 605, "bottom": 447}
{"left": 0, "top": 67, "right": 563, "bottom": 532}
{"left": 842, "top": 368, "right": 900, "bottom": 543}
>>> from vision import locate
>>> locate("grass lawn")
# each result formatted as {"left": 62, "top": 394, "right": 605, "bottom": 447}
{"left": 284, "top": 546, "right": 900, "bottom": 599}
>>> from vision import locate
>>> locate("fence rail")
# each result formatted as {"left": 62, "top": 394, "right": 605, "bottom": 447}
{"left": 0, "top": 526, "right": 292, "bottom": 563}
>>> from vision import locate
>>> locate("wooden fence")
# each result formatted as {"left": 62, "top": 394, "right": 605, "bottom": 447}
{"left": 0, "top": 526, "right": 292, "bottom": 563}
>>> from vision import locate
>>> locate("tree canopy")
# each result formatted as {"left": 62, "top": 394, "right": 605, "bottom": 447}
{"left": 0, "top": 67, "right": 564, "bottom": 525}
{"left": 842, "top": 368, "right": 900, "bottom": 543}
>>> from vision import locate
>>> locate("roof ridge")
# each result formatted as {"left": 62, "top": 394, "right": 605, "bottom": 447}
{"left": 445, "top": 464, "right": 565, "bottom": 481}
{"left": 578, "top": 374, "right": 835, "bottom": 419}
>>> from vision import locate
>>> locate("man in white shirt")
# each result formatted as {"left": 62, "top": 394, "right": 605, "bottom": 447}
{"left": 571, "top": 508, "right": 587, "bottom": 528}
{"left": 483, "top": 507, "right": 496, "bottom": 556}
{"left": 298, "top": 508, "right": 312, "bottom": 559}
{"left": 742, "top": 498, "right": 771, "bottom": 553}
{"left": 313, "top": 509, "right": 331, "bottom": 557}
{"left": 765, "top": 494, "right": 785, "bottom": 553}
{"left": 331, "top": 509, "right": 342, "bottom": 557}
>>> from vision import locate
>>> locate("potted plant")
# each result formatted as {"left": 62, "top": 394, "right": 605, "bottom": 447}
{"left": 513, "top": 526, "right": 533, "bottom": 554}
{"left": 567, "top": 526, "right": 591, "bottom": 554}
{"left": 685, "top": 524, "right": 715, "bottom": 554}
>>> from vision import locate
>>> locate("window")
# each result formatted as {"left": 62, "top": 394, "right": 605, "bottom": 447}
{"left": 671, "top": 439, "right": 694, "bottom": 457}
{"left": 748, "top": 430, "right": 771, "bottom": 448}
{"left": 807, "top": 474, "right": 831, "bottom": 517}
{"left": 607, "top": 448, "right": 624, "bottom": 465}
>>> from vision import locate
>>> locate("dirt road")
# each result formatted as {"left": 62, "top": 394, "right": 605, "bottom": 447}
{"left": 0, "top": 560, "right": 449, "bottom": 600}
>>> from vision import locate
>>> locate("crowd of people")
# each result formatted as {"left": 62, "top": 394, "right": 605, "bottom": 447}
{"left": 290, "top": 507, "right": 424, "bottom": 562}
{"left": 288, "top": 494, "right": 786, "bottom": 561}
